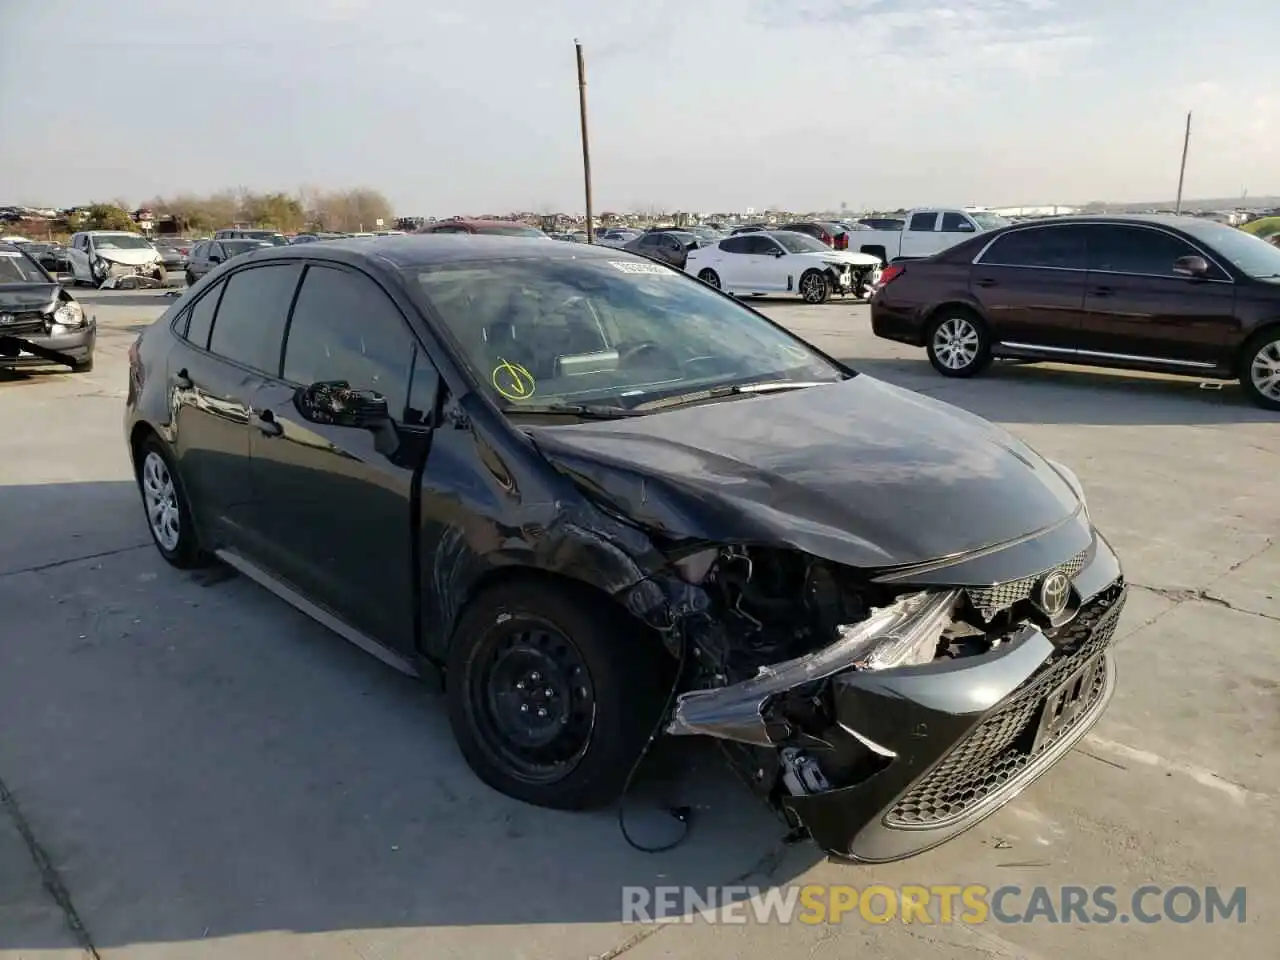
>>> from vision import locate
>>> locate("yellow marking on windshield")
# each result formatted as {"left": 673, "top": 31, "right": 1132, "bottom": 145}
{"left": 492, "top": 358, "right": 536, "bottom": 401}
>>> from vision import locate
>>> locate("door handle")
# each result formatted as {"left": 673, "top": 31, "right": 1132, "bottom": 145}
{"left": 174, "top": 367, "right": 193, "bottom": 388}
{"left": 975, "top": 278, "right": 998, "bottom": 288}
{"left": 1091, "top": 286, "right": 1114, "bottom": 297}
{"left": 252, "top": 410, "right": 283, "bottom": 437}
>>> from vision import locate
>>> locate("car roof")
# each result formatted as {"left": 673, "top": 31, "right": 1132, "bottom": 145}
{"left": 422, "top": 218, "right": 536, "bottom": 229}
{"left": 997, "top": 213, "right": 1217, "bottom": 230}
{"left": 244, "top": 233, "right": 645, "bottom": 269}
{"left": 87, "top": 230, "right": 143, "bottom": 236}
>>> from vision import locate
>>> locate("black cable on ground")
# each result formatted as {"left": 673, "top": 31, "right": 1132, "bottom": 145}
{"left": 617, "top": 624, "right": 691, "bottom": 853}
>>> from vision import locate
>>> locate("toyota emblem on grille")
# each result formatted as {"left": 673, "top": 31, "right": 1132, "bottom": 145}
{"left": 0, "top": 314, "right": 14, "bottom": 325}
{"left": 1036, "top": 570, "right": 1071, "bottom": 617}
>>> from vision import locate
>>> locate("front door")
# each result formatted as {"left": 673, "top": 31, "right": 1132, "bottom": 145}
{"left": 244, "top": 263, "right": 439, "bottom": 651}
{"left": 1077, "top": 224, "right": 1237, "bottom": 366}
{"left": 68, "top": 234, "right": 91, "bottom": 282}
{"left": 738, "top": 234, "right": 787, "bottom": 293}
{"left": 969, "top": 223, "right": 1090, "bottom": 350}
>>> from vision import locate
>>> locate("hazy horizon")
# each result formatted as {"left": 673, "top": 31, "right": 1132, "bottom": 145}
{"left": 1, "top": 0, "right": 1276, "bottom": 216}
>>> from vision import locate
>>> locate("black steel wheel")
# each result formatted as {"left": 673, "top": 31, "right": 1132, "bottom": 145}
{"left": 447, "top": 580, "right": 670, "bottom": 810}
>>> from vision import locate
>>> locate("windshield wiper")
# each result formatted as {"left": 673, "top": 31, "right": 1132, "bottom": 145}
{"left": 634, "top": 379, "right": 837, "bottom": 411}
{"left": 504, "top": 403, "right": 646, "bottom": 419}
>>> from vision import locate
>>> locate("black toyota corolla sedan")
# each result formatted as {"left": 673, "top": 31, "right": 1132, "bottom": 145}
{"left": 124, "top": 235, "right": 1126, "bottom": 861}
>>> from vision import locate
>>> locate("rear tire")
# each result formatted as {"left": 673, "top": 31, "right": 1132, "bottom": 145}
{"left": 135, "top": 436, "right": 209, "bottom": 568}
{"left": 697, "top": 268, "right": 721, "bottom": 289}
{"left": 1239, "top": 328, "right": 1280, "bottom": 411}
{"left": 446, "top": 580, "right": 671, "bottom": 810}
{"left": 926, "top": 308, "right": 992, "bottom": 378}
{"left": 185, "top": 269, "right": 196, "bottom": 286}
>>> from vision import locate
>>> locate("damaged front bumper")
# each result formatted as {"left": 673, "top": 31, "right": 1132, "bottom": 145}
{"left": 665, "top": 533, "right": 1126, "bottom": 861}
{"left": 94, "top": 258, "right": 166, "bottom": 289}
{"left": 0, "top": 317, "right": 97, "bottom": 369}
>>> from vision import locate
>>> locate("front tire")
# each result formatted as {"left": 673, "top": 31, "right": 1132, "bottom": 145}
{"left": 185, "top": 269, "right": 196, "bottom": 286}
{"left": 135, "top": 436, "right": 207, "bottom": 568}
{"left": 1240, "top": 329, "right": 1280, "bottom": 410}
{"left": 71, "top": 354, "right": 94, "bottom": 373}
{"left": 697, "top": 268, "right": 721, "bottom": 289}
{"left": 446, "top": 580, "right": 670, "bottom": 810}
{"left": 799, "top": 269, "right": 830, "bottom": 304}
{"left": 926, "top": 309, "right": 992, "bottom": 378}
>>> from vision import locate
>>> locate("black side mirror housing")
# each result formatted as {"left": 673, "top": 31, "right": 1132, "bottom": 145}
{"left": 208, "top": 254, "right": 222, "bottom": 264}
{"left": 295, "top": 380, "right": 390, "bottom": 429}
{"left": 1173, "top": 254, "right": 1209, "bottom": 277}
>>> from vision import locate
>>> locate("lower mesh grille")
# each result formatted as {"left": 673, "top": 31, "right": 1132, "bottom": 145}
{"left": 886, "top": 583, "right": 1125, "bottom": 828}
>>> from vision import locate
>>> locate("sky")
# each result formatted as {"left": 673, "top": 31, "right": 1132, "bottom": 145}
{"left": 1, "top": 0, "right": 1277, "bottom": 215}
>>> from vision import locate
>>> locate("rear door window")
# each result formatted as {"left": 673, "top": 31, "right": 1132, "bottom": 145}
{"left": 207, "top": 263, "right": 302, "bottom": 373}
{"left": 908, "top": 212, "right": 939, "bottom": 231}
{"left": 978, "top": 226, "right": 1089, "bottom": 270}
{"left": 719, "top": 236, "right": 750, "bottom": 254}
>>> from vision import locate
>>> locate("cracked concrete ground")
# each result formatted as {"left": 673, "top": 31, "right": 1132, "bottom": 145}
{"left": 1, "top": 290, "right": 1276, "bottom": 959}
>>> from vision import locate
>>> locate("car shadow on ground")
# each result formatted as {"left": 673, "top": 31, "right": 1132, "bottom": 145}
{"left": 840, "top": 356, "right": 1274, "bottom": 426}
{"left": 0, "top": 480, "right": 820, "bottom": 952}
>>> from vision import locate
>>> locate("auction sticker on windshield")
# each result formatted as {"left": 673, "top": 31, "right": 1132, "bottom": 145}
{"left": 608, "top": 260, "right": 671, "bottom": 275}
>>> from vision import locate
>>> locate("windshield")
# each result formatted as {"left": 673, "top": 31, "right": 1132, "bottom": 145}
{"left": 0, "top": 249, "right": 49, "bottom": 283}
{"left": 93, "top": 234, "right": 153, "bottom": 250}
{"left": 772, "top": 231, "right": 830, "bottom": 254}
{"left": 476, "top": 225, "right": 547, "bottom": 238}
{"left": 1181, "top": 221, "right": 1280, "bottom": 279}
{"left": 969, "top": 213, "right": 1012, "bottom": 231}
{"left": 408, "top": 256, "right": 845, "bottom": 411}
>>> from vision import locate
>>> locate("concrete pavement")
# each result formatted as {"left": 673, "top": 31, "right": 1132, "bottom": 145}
{"left": 1, "top": 289, "right": 1275, "bottom": 958}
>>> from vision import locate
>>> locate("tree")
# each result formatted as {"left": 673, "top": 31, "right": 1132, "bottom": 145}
{"left": 81, "top": 203, "right": 137, "bottom": 231}
{"left": 241, "top": 191, "right": 305, "bottom": 232}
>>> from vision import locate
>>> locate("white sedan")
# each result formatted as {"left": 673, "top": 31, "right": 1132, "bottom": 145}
{"left": 684, "top": 230, "right": 882, "bottom": 303}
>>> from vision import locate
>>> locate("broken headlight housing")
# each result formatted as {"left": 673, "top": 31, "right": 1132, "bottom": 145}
{"left": 51, "top": 300, "right": 85, "bottom": 328}
{"left": 667, "top": 588, "right": 960, "bottom": 745}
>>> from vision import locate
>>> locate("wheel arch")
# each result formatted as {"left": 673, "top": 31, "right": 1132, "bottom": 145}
{"left": 924, "top": 298, "right": 989, "bottom": 331}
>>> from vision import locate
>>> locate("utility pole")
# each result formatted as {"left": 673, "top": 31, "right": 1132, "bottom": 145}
{"left": 1174, "top": 111, "right": 1191, "bottom": 214}
{"left": 575, "top": 39, "right": 595, "bottom": 243}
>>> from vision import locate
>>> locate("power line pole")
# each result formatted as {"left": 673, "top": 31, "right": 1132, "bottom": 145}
{"left": 575, "top": 40, "right": 594, "bottom": 243}
{"left": 1174, "top": 111, "right": 1192, "bottom": 214}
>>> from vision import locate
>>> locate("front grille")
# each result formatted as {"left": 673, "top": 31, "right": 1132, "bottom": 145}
{"left": 886, "top": 582, "right": 1125, "bottom": 828}
{"left": 965, "top": 548, "right": 1089, "bottom": 619}
{"left": 0, "top": 311, "right": 48, "bottom": 336}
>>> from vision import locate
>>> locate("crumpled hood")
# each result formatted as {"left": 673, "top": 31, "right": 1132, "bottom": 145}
{"left": 815, "top": 250, "right": 882, "bottom": 268}
{"left": 0, "top": 282, "right": 58, "bottom": 312}
{"left": 527, "top": 376, "right": 1081, "bottom": 571}
{"left": 93, "top": 247, "right": 160, "bottom": 266}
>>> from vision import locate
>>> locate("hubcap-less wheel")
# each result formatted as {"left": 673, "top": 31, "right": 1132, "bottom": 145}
{"left": 141, "top": 451, "right": 181, "bottom": 551}
{"left": 698, "top": 269, "right": 720, "bottom": 289}
{"left": 1249, "top": 339, "right": 1280, "bottom": 402}
{"left": 933, "top": 316, "right": 981, "bottom": 370}
{"left": 471, "top": 621, "right": 596, "bottom": 785}
{"left": 800, "top": 272, "right": 828, "bottom": 303}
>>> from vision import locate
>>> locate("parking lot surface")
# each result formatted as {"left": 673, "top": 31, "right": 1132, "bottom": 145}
{"left": 2, "top": 289, "right": 1276, "bottom": 959}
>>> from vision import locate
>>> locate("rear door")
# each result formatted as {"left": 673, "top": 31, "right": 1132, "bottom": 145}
{"left": 166, "top": 276, "right": 258, "bottom": 550}
{"left": 1077, "top": 223, "right": 1236, "bottom": 366}
{"left": 243, "top": 263, "right": 436, "bottom": 648}
{"left": 970, "top": 224, "right": 1090, "bottom": 350}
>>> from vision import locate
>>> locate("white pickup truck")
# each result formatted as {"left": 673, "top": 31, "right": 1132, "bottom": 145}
{"left": 852, "top": 208, "right": 1011, "bottom": 264}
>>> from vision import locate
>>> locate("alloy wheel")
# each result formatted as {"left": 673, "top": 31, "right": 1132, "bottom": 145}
{"left": 141, "top": 451, "right": 181, "bottom": 551}
{"left": 1249, "top": 339, "right": 1280, "bottom": 402}
{"left": 933, "top": 316, "right": 981, "bottom": 370}
{"left": 800, "top": 272, "right": 827, "bottom": 303}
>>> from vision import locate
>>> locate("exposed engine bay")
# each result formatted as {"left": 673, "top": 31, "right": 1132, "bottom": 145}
{"left": 656, "top": 544, "right": 1097, "bottom": 836}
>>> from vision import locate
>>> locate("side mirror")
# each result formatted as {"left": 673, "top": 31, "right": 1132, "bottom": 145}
{"left": 295, "top": 380, "right": 389, "bottom": 429}
{"left": 773, "top": 248, "right": 786, "bottom": 257}
{"left": 1173, "top": 254, "right": 1209, "bottom": 277}
{"left": 208, "top": 254, "right": 222, "bottom": 264}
